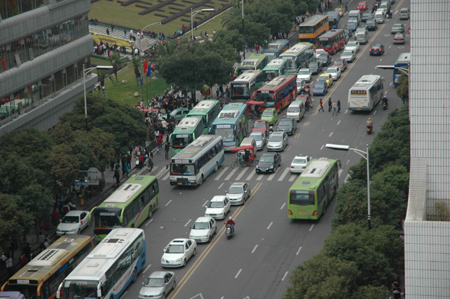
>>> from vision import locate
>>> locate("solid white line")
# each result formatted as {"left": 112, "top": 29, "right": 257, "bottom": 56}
{"left": 235, "top": 269, "right": 242, "bottom": 279}
{"left": 338, "top": 169, "right": 343, "bottom": 177}
{"left": 163, "top": 171, "right": 170, "bottom": 180}
{"left": 246, "top": 170, "right": 256, "bottom": 180}
{"left": 225, "top": 168, "right": 239, "bottom": 181}
{"left": 280, "top": 203, "right": 286, "bottom": 210}
{"left": 346, "top": 159, "right": 350, "bottom": 165}
{"left": 165, "top": 199, "right": 172, "bottom": 207}
{"left": 184, "top": 219, "right": 192, "bottom": 227}
{"left": 257, "top": 174, "right": 263, "bottom": 181}
{"left": 267, "top": 222, "right": 273, "bottom": 230}
{"left": 156, "top": 167, "right": 167, "bottom": 177}
{"left": 309, "top": 224, "right": 314, "bottom": 231}
{"left": 278, "top": 168, "right": 290, "bottom": 181}
{"left": 289, "top": 174, "right": 297, "bottom": 182}
{"left": 337, "top": 120, "right": 341, "bottom": 125}
{"left": 214, "top": 167, "right": 228, "bottom": 180}
{"left": 329, "top": 132, "right": 333, "bottom": 137}
{"left": 320, "top": 144, "right": 324, "bottom": 150}
{"left": 120, "top": 291, "right": 128, "bottom": 299}
{"left": 251, "top": 244, "right": 258, "bottom": 253}
{"left": 235, "top": 167, "right": 249, "bottom": 180}
{"left": 218, "top": 183, "right": 224, "bottom": 189}
{"left": 202, "top": 199, "right": 208, "bottom": 207}
{"left": 143, "top": 264, "right": 152, "bottom": 274}
{"left": 281, "top": 271, "right": 289, "bottom": 281}
{"left": 296, "top": 246, "right": 302, "bottom": 256}
{"left": 144, "top": 219, "right": 153, "bottom": 227}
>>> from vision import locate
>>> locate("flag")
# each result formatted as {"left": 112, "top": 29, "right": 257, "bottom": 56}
{"left": 143, "top": 58, "right": 148, "bottom": 74}
{"left": 140, "top": 72, "right": 143, "bottom": 86}
{"left": 147, "top": 65, "right": 152, "bottom": 77}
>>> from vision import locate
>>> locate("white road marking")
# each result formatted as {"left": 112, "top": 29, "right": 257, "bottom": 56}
{"left": 225, "top": 168, "right": 239, "bottom": 181}
{"left": 257, "top": 174, "right": 263, "bottom": 181}
{"left": 215, "top": 167, "right": 228, "bottom": 180}
{"left": 184, "top": 219, "right": 192, "bottom": 227}
{"left": 344, "top": 174, "right": 351, "bottom": 184}
{"left": 338, "top": 169, "right": 343, "bottom": 177}
{"left": 296, "top": 246, "right": 302, "bottom": 256}
{"left": 345, "top": 109, "right": 348, "bottom": 114}
{"left": 320, "top": 144, "right": 324, "bottom": 150}
{"left": 235, "top": 167, "right": 249, "bottom": 180}
{"left": 251, "top": 244, "right": 258, "bottom": 253}
{"left": 156, "top": 167, "right": 167, "bottom": 177}
{"left": 235, "top": 269, "right": 242, "bottom": 279}
{"left": 267, "top": 169, "right": 278, "bottom": 181}
{"left": 267, "top": 222, "right": 273, "bottom": 230}
{"left": 289, "top": 174, "right": 297, "bottom": 182}
{"left": 373, "top": 110, "right": 377, "bottom": 115}
{"left": 165, "top": 200, "right": 172, "bottom": 207}
{"left": 280, "top": 203, "right": 286, "bottom": 210}
{"left": 246, "top": 170, "right": 256, "bottom": 180}
{"left": 120, "top": 291, "right": 128, "bottom": 299}
{"left": 278, "top": 168, "right": 290, "bottom": 181}
{"left": 218, "top": 183, "right": 224, "bottom": 189}
{"left": 202, "top": 199, "right": 208, "bottom": 207}
{"left": 309, "top": 224, "right": 315, "bottom": 231}
{"left": 329, "top": 132, "right": 333, "bottom": 137}
{"left": 143, "top": 264, "right": 152, "bottom": 274}
{"left": 144, "top": 219, "right": 153, "bottom": 227}
{"left": 281, "top": 271, "right": 289, "bottom": 281}
{"left": 337, "top": 120, "right": 341, "bottom": 125}
{"left": 346, "top": 159, "right": 350, "bottom": 165}
{"left": 163, "top": 171, "right": 170, "bottom": 180}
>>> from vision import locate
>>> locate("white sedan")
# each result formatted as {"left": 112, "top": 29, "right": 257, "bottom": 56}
{"left": 340, "top": 50, "right": 356, "bottom": 62}
{"left": 345, "top": 41, "right": 360, "bottom": 53}
{"left": 205, "top": 195, "right": 231, "bottom": 220}
{"left": 297, "top": 68, "right": 312, "bottom": 82}
{"left": 324, "top": 67, "right": 342, "bottom": 81}
{"left": 290, "top": 155, "right": 311, "bottom": 173}
{"left": 161, "top": 238, "right": 197, "bottom": 268}
{"left": 314, "top": 49, "right": 328, "bottom": 59}
{"left": 189, "top": 216, "right": 217, "bottom": 243}
{"left": 56, "top": 210, "right": 90, "bottom": 236}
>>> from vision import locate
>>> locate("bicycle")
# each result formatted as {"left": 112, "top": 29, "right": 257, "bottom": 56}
{"left": 231, "top": 157, "right": 257, "bottom": 169}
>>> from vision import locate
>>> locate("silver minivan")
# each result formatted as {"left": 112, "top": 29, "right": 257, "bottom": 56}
{"left": 356, "top": 31, "right": 368, "bottom": 44}
{"left": 399, "top": 8, "right": 409, "bottom": 20}
{"left": 374, "top": 10, "right": 385, "bottom": 23}
{"left": 286, "top": 100, "right": 305, "bottom": 122}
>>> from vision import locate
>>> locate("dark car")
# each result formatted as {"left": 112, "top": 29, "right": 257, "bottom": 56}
{"left": 346, "top": 21, "right": 358, "bottom": 32}
{"left": 313, "top": 80, "right": 328, "bottom": 96}
{"left": 366, "top": 19, "right": 378, "bottom": 31}
{"left": 276, "top": 118, "right": 296, "bottom": 135}
{"left": 309, "top": 61, "right": 322, "bottom": 75}
{"left": 369, "top": 44, "right": 384, "bottom": 56}
{"left": 362, "top": 11, "right": 373, "bottom": 22}
{"left": 317, "top": 54, "right": 332, "bottom": 67}
{"left": 256, "top": 153, "right": 281, "bottom": 174}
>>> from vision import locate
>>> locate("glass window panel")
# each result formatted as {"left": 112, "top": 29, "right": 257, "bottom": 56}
{"left": 42, "top": 75, "right": 53, "bottom": 98}
{"left": 54, "top": 69, "right": 64, "bottom": 92}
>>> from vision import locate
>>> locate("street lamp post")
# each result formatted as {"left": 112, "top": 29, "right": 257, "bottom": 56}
{"left": 191, "top": 8, "right": 214, "bottom": 40}
{"left": 138, "top": 21, "right": 161, "bottom": 49}
{"left": 326, "top": 143, "right": 371, "bottom": 230}
{"left": 241, "top": 0, "right": 245, "bottom": 59}
{"left": 83, "top": 64, "right": 113, "bottom": 131}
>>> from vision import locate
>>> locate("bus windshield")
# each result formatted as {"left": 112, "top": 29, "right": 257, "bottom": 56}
{"left": 320, "top": 40, "right": 332, "bottom": 47}
{"left": 211, "top": 126, "right": 234, "bottom": 141}
{"left": 231, "top": 83, "right": 250, "bottom": 97}
{"left": 5, "top": 285, "right": 38, "bottom": 299}
{"left": 290, "top": 190, "right": 315, "bottom": 205}
{"left": 254, "top": 93, "right": 274, "bottom": 103}
{"left": 265, "top": 71, "right": 277, "bottom": 81}
{"left": 95, "top": 209, "right": 121, "bottom": 227}
{"left": 172, "top": 134, "right": 194, "bottom": 147}
{"left": 171, "top": 164, "right": 196, "bottom": 175}
{"left": 64, "top": 281, "right": 98, "bottom": 299}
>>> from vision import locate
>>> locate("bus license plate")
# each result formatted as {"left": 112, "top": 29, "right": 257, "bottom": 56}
{"left": 299, "top": 210, "right": 306, "bottom": 213}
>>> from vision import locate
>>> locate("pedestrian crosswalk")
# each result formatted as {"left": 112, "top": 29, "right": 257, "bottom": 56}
{"left": 137, "top": 166, "right": 344, "bottom": 183}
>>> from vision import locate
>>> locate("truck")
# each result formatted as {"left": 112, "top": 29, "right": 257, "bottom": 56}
{"left": 348, "top": 10, "right": 361, "bottom": 24}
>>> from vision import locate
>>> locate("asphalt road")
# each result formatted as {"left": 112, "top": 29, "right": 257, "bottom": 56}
{"left": 81, "top": 1, "right": 411, "bottom": 298}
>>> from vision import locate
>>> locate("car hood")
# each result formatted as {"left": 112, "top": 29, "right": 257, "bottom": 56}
{"left": 297, "top": 74, "right": 310, "bottom": 80}
{"left": 252, "top": 128, "right": 266, "bottom": 133}
{"left": 190, "top": 229, "right": 209, "bottom": 237}
{"left": 57, "top": 223, "right": 79, "bottom": 231}
{"left": 268, "top": 141, "right": 283, "bottom": 146}
{"left": 257, "top": 162, "right": 274, "bottom": 168}
{"left": 205, "top": 207, "right": 225, "bottom": 214}
{"left": 227, "top": 194, "right": 243, "bottom": 200}
{"left": 255, "top": 140, "right": 263, "bottom": 146}
{"left": 140, "top": 286, "right": 164, "bottom": 297}
{"left": 162, "top": 253, "right": 184, "bottom": 260}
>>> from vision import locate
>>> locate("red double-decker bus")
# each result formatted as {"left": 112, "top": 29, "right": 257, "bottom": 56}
{"left": 252, "top": 75, "right": 297, "bottom": 113}
{"left": 317, "top": 29, "right": 347, "bottom": 55}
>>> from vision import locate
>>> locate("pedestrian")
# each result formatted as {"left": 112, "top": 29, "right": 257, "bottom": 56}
{"left": 254, "top": 44, "right": 259, "bottom": 53}
{"left": 24, "top": 242, "right": 31, "bottom": 262}
{"left": 114, "top": 168, "right": 120, "bottom": 186}
{"left": 51, "top": 205, "right": 58, "bottom": 227}
{"left": 164, "top": 141, "right": 170, "bottom": 159}
{"left": 156, "top": 133, "right": 163, "bottom": 153}
{"left": 124, "top": 28, "right": 127, "bottom": 39}
{"left": 328, "top": 98, "right": 332, "bottom": 112}
{"left": 216, "top": 88, "right": 220, "bottom": 98}
{"left": 319, "top": 98, "right": 324, "bottom": 112}
{"left": 19, "top": 253, "right": 27, "bottom": 268}
{"left": 43, "top": 237, "right": 49, "bottom": 249}
{"left": 337, "top": 99, "right": 341, "bottom": 113}
{"left": 6, "top": 255, "right": 13, "bottom": 276}
{"left": 138, "top": 153, "right": 145, "bottom": 169}
{"left": 106, "top": 28, "right": 109, "bottom": 35}
{"left": 111, "top": 22, "right": 114, "bottom": 32}
{"left": 332, "top": 101, "right": 337, "bottom": 115}
{"left": 345, "top": 3, "right": 348, "bottom": 12}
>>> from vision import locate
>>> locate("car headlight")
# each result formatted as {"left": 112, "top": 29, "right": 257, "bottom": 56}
{"left": 71, "top": 228, "right": 77, "bottom": 232}
{"left": 176, "top": 258, "right": 183, "bottom": 262}
{"left": 269, "top": 165, "right": 274, "bottom": 169}
{"left": 161, "top": 258, "right": 165, "bottom": 263}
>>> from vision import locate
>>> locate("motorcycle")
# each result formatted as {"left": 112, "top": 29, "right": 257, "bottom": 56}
{"left": 366, "top": 125, "right": 373, "bottom": 134}
{"left": 383, "top": 102, "right": 387, "bottom": 110}
{"left": 225, "top": 224, "right": 235, "bottom": 238}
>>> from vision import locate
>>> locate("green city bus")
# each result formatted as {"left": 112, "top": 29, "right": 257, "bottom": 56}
{"left": 234, "top": 53, "right": 269, "bottom": 78}
{"left": 90, "top": 175, "right": 159, "bottom": 240}
{"left": 262, "top": 58, "right": 288, "bottom": 82}
{"left": 186, "top": 99, "right": 221, "bottom": 134}
{"left": 170, "top": 116, "right": 205, "bottom": 156}
{"left": 288, "top": 158, "right": 340, "bottom": 220}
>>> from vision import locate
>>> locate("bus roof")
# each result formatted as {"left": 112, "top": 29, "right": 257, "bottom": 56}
{"left": 280, "top": 43, "right": 313, "bottom": 57}
{"left": 214, "top": 103, "right": 246, "bottom": 124}
{"left": 266, "top": 39, "right": 289, "bottom": 48}
{"left": 101, "top": 175, "right": 157, "bottom": 205}
{"left": 64, "top": 229, "right": 143, "bottom": 282}
{"left": 300, "top": 14, "right": 328, "bottom": 26}
{"left": 395, "top": 52, "right": 410, "bottom": 64}
{"left": 233, "top": 70, "right": 263, "bottom": 83}
{"left": 266, "top": 59, "right": 285, "bottom": 67}
{"left": 175, "top": 117, "right": 202, "bottom": 128}
{"left": 257, "top": 75, "right": 296, "bottom": 91}
{"left": 172, "top": 135, "right": 222, "bottom": 162}
{"left": 290, "top": 158, "right": 338, "bottom": 189}
{"left": 8, "top": 235, "right": 92, "bottom": 281}
{"left": 192, "top": 99, "right": 219, "bottom": 111}
{"left": 352, "top": 75, "right": 382, "bottom": 89}
{"left": 318, "top": 29, "right": 345, "bottom": 40}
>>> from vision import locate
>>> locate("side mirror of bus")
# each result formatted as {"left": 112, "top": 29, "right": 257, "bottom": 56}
{"left": 166, "top": 164, "right": 169, "bottom": 169}
{"left": 97, "top": 290, "right": 102, "bottom": 298}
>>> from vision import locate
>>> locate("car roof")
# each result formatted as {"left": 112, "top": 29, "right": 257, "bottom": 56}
{"left": 64, "top": 210, "right": 86, "bottom": 217}
{"left": 170, "top": 238, "right": 190, "bottom": 244}
{"left": 230, "top": 182, "right": 246, "bottom": 187}
{"left": 149, "top": 271, "right": 174, "bottom": 278}
{"left": 195, "top": 216, "right": 214, "bottom": 222}
{"left": 262, "top": 153, "right": 276, "bottom": 157}
{"left": 211, "top": 195, "right": 227, "bottom": 201}
{"left": 254, "top": 120, "right": 267, "bottom": 124}
{"left": 371, "top": 44, "right": 382, "bottom": 47}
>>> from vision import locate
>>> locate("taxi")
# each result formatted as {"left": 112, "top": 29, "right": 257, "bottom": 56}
{"left": 335, "top": 7, "right": 343, "bottom": 17}
{"left": 357, "top": 1, "right": 368, "bottom": 11}
{"left": 317, "top": 73, "right": 333, "bottom": 87}
{"left": 260, "top": 108, "right": 278, "bottom": 125}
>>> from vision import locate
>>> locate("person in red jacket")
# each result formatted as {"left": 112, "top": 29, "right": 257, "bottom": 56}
{"left": 156, "top": 134, "right": 163, "bottom": 153}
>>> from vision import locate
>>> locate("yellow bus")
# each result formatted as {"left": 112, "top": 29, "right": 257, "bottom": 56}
{"left": 1, "top": 235, "right": 94, "bottom": 299}
{"left": 298, "top": 15, "right": 329, "bottom": 49}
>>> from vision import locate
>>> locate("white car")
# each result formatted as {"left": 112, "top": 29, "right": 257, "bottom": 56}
{"left": 324, "top": 67, "right": 342, "bottom": 81}
{"left": 297, "top": 68, "right": 312, "bottom": 82}
{"left": 314, "top": 49, "right": 327, "bottom": 59}
{"left": 205, "top": 195, "right": 231, "bottom": 220}
{"left": 138, "top": 271, "right": 176, "bottom": 299}
{"left": 290, "top": 155, "right": 311, "bottom": 173}
{"left": 250, "top": 132, "right": 267, "bottom": 151}
{"left": 340, "top": 50, "right": 356, "bottom": 62}
{"left": 161, "top": 239, "right": 197, "bottom": 268}
{"left": 56, "top": 210, "right": 90, "bottom": 236}
{"left": 345, "top": 41, "right": 360, "bottom": 53}
{"left": 226, "top": 182, "right": 251, "bottom": 205}
{"left": 189, "top": 216, "right": 217, "bottom": 243}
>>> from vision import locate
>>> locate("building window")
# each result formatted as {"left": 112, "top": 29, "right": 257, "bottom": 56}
{"left": 54, "top": 69, "right": 64, "bottom": 92}
{"left": 66, "top": 64, "right": 75, "bottom": 85}
{"left": 41, "top": 75, "right": 53, "bottom": 98}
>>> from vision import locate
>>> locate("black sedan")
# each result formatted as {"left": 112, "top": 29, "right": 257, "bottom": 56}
{"left": 309, "top": 61, "right": 322, "bottom": 75}
{"left": 255, "top": 153, "right": 281, "bottom": 174}
{"left": 369, "top": 44, "right": 384, "bottom": 56}
{"left": 276, "top": 118, "right": 297, "bottom": 135}
{"left": 366, "top": 19, "right": 378, "bottom": 31}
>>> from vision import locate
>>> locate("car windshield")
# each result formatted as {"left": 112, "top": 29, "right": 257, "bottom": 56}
{"left": 288, "top": 106, "right": 300, "bottom": 112}
{"left": 326, "top": 69, "right": 336, "bottom": 74}
{"left": 228, "top": 186, "right": 243, "bottom": 194}
{"left": 318, "top": 54, "right": 327, "bottom": 61}
{"left": 62, "top": 216, "right": 79, "bottom": 224}
{"left": 334, "top": 60, "right": 344, "bottom": 65}
{"left": 393, "top": 24, "right": 402, "bottom": 28}
{"left": 193, "top": 221, "right": 209, "bottom": 230}
{"left": 315, "top": 82, "right": 325, "bottom": 88}
{"left": 293, "top": 158, "right": 307, "bottom": 164}
{"left": 253, "top": 122, "right": 266, "bottom": 128}
{"left": 319, "top": 75, "right": 329, "bottom": 81}
{"left": 250, "top": 133, "right": 262, "bottom": 141}
{"left": 144, "top": 277, "right": 164, "bottom": 287}
{"left": 166, "top": 244, "right": 184, "bottom": 253}
{"left": 310, "top": 62, "right": 318, "bottom": 69}
{"left": 260, "top": 155, "right": 274, "bottom": 163}
{"left": 279, "top": 120, "right": 292, "bottom": 126}
{"left": 357, "top": 33, "right": 365, "bottom": 38}
{"left": 367, "top": 20, "right": 375, "bottom": 25}
{"left": 347, "top": 42, "right": 357, "bottom": 47}
{"left": 298, "top": 70, "right": 309, "bottom": 75}
{"left": 208, "top": 201, "right": 225, "bottom": 208}
{"left": 342, "top": 51, "right": 353, "bottom": 56}
{"left": 262, "top": 110, "right": 274, "bottom": 117}
{"left": 269, "top": 134, "right": 283, "bottom": 142}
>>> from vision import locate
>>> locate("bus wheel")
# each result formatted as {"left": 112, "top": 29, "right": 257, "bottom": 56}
{"left": 148, "top": 207, "right": 153, "bottom": 219}
{"left": 215, "top": 162, "right": 219, "bottom": 172}
{"left": 323, "top": 200, "right": 328, "bottom": 214}
{"left": 201, "top": 175, "right": 205, "bottom": 185}
{"left": 132, "top": 268, "right": 137, "bottom": 282}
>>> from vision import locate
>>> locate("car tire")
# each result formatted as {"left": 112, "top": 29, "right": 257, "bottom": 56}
{"left": 183, "top": 259, "right": 187, "bottom": 267}
{"left": 162, "top": 294, "right": 166, "bottom": 299}
{"left": 193, "top": 248, "right": 197, "bottom": 256}
{"left": 173, "top": 280, "right": 177, "bottom": 290}
{"left": 207, "top": 235, "right": 211, "bottom": 243}
{"left": 215, "top": 162, "right": 219, "bottom": 172}
{"left": 132, "top": 268, "right": 137, "bottom": 283}
{"left": 77, "top": 229, "right": 80, "bottom": 235}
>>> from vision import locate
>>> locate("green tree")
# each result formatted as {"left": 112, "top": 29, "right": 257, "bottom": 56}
{"left": 97, "top": 69, "right": 113, "bottom": 95}
{"left": 107, "top": 53, "right": 128, "bottom": 84}
{"left": 351, "top": 285, "right": 389, "bottom": 299}
{"left": 248, "top": 0, "right": 295, "bottom": 37}
{"left": 47, "top": 143, "right": 82, "bottom": 187}
{"left": 395, "top": 71, "right": 409, "bottom": 101}
{"left": 293, "top": 1, "right": 309, "bottom": 17}
{"left": 213, "top": 29, "right": 246, "bottom": 55}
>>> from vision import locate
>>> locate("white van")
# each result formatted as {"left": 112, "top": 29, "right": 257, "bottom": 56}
{"left": 348, "top": 10, "right": 361, "bottom": 23}
{"left": 286, "top": 100, "right": 305, "bottom": 122}
{"left": 399, "top": 8, "right": 409, "bottom": 20}
{"left": 374, "top": 10, "right": 385, "bottom": 23}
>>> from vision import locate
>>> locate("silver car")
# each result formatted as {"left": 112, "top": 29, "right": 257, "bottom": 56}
{"left": 226, "top": 182, "right": 251, "bottom": 205}
{"left": 139, "top": 271, "right": 176, "bottom": 299}
{"left": 56, "top": 210, "right": 90, "bottom": 236}
{"left": 297, "top": 68, "right": 312, "bottom": 82}
{"left": 250, "top": 132, "right": 267, "bottom": 151}
{"left": 340, "top": 50, "right": 356, "bottom": 62}
{"left": 267, "top": 132, "right": 288, "bottom": 152}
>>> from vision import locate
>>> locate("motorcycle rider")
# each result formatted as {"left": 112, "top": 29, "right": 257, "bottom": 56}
{"left": 382, "top": 96, "right": 388, "bottom": 108}
{"left": 366, "top": 117, "right": 373, "bottom": 130}
{"left": 226, "top": 217, "right": 235, "bottom": 234}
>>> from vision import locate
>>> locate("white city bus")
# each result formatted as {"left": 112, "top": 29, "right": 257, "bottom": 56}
{"left": 57, "top": 228, "right": 146, "bottom": 299}
{"left": 279, "top": 42, "right": 314, "bottom": 74}
{"left": 348, "top": 75, "right": 384, "bottom": 111}
{"left": 169, "top": 135, "right": 224, "bottom": 186}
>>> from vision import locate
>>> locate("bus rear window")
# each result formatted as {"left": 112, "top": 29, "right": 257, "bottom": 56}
{"left": 289, "top": 190, "right": 315, "bottom": 206}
